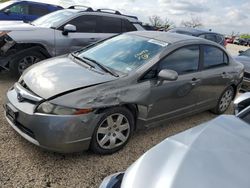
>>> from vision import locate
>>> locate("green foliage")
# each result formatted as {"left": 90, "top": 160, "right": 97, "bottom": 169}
{"left": 241, "top": 34, "right": 250, "bottom": 39}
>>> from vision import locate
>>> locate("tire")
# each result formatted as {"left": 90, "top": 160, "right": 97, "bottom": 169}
{"left": 90, "top": 107, "right": 134, "bottom": 155}
{"left": 9, "top": 49, "right": 46, "bottom": 77}
{"left": 211, "top": 86, "right": 234, "bottom": 114}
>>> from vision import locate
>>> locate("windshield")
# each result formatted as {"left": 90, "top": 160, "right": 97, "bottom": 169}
{"left": 32, "top": 10, "right": 75, "bottom": 28}
{"left": 78, "top": 34, "right": 166, "bottom": 73}
{"left": 0, "top": 1, "right": 13, "bottom": 10}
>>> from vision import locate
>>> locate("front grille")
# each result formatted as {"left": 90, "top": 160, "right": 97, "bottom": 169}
{"left": 244, "top": 72, "right": 250, "bottom": 79}
{"left": 20, "top": 79, "right": 31, "bottom": 92}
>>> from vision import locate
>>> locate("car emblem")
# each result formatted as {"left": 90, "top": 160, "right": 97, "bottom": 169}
{"left": 17, "top": 93, "right": 24, "bottom": 102}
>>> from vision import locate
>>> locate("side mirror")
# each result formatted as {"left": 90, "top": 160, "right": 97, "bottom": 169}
{"left": 158, "top": 69, "right": 178, "bottom": 81}
{"left": 62, "top": 24, "right": 76, "bottom": 35}
{"left": 3, "top": 9, "right": 10, "bottom": 15}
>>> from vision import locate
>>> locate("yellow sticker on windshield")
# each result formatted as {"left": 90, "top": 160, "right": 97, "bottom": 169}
{"left": 135, "top": 50, "right": 150, "bottom": 60}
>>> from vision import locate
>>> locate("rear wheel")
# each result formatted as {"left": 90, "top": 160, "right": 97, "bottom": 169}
{"left": 91, "top": 107, "right": 134, "bottom": 154}
{"left": 211, "top": 86, "right": 234, "bottom": 114}
{"left": 9, "top": 50, "right": 46, "bottom": 77}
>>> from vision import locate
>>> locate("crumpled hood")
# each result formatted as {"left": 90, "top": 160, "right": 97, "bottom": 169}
{"left": 22, "top": 55, "right": 117, "bottom": 99}
{"left": 234, "top": 55, "right": 250, "bottom": 71}
{"left": 121, "top": 115, "right": 250, "bottom": 188}
{"left": 0, "top": 21, "right": 35, "bottom": 31}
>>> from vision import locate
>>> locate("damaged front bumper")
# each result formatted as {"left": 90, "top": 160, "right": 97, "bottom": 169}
{"left": 0, "top": 34, "right": 15, "bottom": 70}
{"left": 4, "top": 87, "right": 102, "bottom": 153}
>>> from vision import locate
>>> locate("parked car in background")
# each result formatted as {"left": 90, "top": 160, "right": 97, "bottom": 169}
{"left": 234, "top": 49, "right": 250, "bottom": 91}
{"left": 169, "top": 27, "right": 226, "bottom": 47}
{"left": 100, "top": 93, "right": 250, "bottom": 188}
{"left": 4, "top": 31, "right": 243, "bottom": 154}
{"left": 142, "top": 24, "right": 157, "bottom": 31}
{"left": 225, "top": 36, "right": 234, "bottom": 44}
{"left": 234, "top": 38, "right": 248, "bottom": 46}
{"left": 0, "top": 7, "right": 144, "bottom": 76}
{"left": 0, "top": 0, "right": 63, "bottom": 22}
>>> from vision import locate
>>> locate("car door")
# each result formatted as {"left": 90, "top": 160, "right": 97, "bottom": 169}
{"left": 55, "top": 15, "right": 104, "bottom": 55}
{"left": 2, "top": 2, "right": 28, "bottom": 21}
{"left": 141, "top": 45, "right": 203, "bottom": 124}
{"left": 195, "top": 45, "right": 232, "bottom": 109}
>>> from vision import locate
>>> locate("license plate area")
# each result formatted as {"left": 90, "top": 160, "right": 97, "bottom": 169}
{"left": 6, "top": 103, "right": 18, "bottom": 123}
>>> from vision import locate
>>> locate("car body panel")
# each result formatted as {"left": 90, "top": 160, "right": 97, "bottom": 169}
{"left": 4, "top": 32, "right": 243, "bottom": 152}
{"left": 22, "top": 55, "right": 117, "bottom": 99}
{"left": 118, "top": 115, "right": 250, "bottom": 188}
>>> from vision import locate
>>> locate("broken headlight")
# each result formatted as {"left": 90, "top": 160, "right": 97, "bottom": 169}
{"left": 36, "top": 101, "right": 93, "bottom": 115}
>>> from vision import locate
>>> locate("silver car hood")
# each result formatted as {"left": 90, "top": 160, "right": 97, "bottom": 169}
{"left": 22, "top": 55, "right": 117, "bottom": 99}
{"left": 0, "top": 21, "right": 35, "bottom": 31}
{"left": 121, "top": 115, "right": 250, "bottom": 188}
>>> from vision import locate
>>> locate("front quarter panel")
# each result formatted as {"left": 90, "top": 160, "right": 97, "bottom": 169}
{"left": 8, "top": 28, "right": 56, "bottom": 56}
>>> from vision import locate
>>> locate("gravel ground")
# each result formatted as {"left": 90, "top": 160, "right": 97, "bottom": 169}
{"left": 0, "top": 44, "right": 247, "bottom": 188}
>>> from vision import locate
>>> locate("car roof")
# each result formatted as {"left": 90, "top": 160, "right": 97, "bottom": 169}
{"left": 170, "top": 27, "right": 222, "bottom": 36}
{"left": 66, "top": 8, "right": 140, "bottom": 23}
{"left": 129, "top": 31, "right": 208, "bottom": 44}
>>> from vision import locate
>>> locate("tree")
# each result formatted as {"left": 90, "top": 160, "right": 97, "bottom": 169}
{"left": 181, "top": 16, "right": 203, "bottom": 28}
{"left": 162, "top": 18, "right": 174, "bottom": 30}
{"left": 149, "top": 15, "right": 163, "bottom": 28}
{"left": 0, "top": 0, "right": 9, "bottom": 2}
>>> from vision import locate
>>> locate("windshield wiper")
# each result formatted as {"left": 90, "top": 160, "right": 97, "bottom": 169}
{"left": 71, "top": 53, "right": 94, "bottom": 69}
{"left": 82, "top": 56, "right": 119, "bottom": 77}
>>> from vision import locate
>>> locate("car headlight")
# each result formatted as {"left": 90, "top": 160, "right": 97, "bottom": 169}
{"left": 36, "top": 101, "right": 93, "bottom": 115}
{"left": 0, "top": 31, "right": 10, "bottom": 38}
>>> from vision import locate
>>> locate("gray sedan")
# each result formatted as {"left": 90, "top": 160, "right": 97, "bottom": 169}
{"left": 4, "top": 31, "right": 243, "bottom": 154}
{"left": 100, "top": 93, "right": 250, "bottom": 188}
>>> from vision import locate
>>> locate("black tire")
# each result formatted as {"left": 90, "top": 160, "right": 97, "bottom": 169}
{"left": 90, "top": 107, "right": 134, "bottom": 155}
{"left": 9, "top": 49, "right": 46, "bottom": 77}
{"left": 211, "top": 86, "right": 234, "bottom": 114}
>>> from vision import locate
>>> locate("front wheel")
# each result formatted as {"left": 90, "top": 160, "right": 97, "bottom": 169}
{"left": 9, "top": 50, "right": 46, "bottom": 77}
{"left": 91, "top": 107, "right": 134, "bottom": 154}
{"left": 211, "top": 86, "right": 234, "bottom": 114}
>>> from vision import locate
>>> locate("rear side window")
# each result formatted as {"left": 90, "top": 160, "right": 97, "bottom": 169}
{"left": 203, "top": 45, "right": 228, "bottom": 69}
{"left": 122, "top": 19, "right": 136, "bottom": 32}
{"left": 65, "top": 15, "right": 98, "bottom": 33}
{"left": 8, "top": 3, "right": 28, "bottom": 14}
{"left": 101, "top": 16, "right": 122, "bottom": 33}
{"left": 159, "top": 45, "right": 200, "bottom": 75}
{"left": 29, "top": 5, "right": 49, "bottom": 16}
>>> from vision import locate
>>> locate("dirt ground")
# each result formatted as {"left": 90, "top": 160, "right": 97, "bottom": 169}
{"left": 0, "top": 44, "right": 248, "bottom": 188}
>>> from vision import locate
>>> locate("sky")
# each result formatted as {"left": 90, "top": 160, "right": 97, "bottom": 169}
{"left": 11, "top": 0, "right": 250, "bottom": 35}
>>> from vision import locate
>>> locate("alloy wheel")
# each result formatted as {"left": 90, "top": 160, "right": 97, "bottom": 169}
{"left": 96, "top": 113, "right": 130, "bottom": 150}
{"left": 219, "top": 89, "right": 233, "bottom": 112}
{"left": 18, "top": 56, "right": 41, "bottom": 75}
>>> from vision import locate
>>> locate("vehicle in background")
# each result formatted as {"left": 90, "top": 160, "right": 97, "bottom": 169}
{"left": 169, "top": 27, "right": 226, "bottom": 47}
{"left": 142, "top": 24, "right": 157, "bottom": 31}
{"left": 0, "top": 7, "right": 144, "bottom": 76}
{"left": 100, "top": 93, "right": 250, "bottom": 188}
{"left": 234, "top": 49, "right": 250, "bottom": 91}
{"left": 4, "top": 31, "right": 243, "bottom": 154}
{"left": 234, "top": 38, "right": 248, "bottom": 46}
{"left": 225, "top": 36, "right": 234, "bottom": 44}
{"left": 0, "top": 0, "right": 63, "bottom": 22}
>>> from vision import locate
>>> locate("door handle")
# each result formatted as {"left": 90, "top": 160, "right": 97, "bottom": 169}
{"left": 190, "top": 78, "right": 201, "bottom": 85}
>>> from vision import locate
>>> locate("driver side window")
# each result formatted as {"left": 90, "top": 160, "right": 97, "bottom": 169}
{"left": 159, "top": 45, "right": 200, "bottom": 75}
